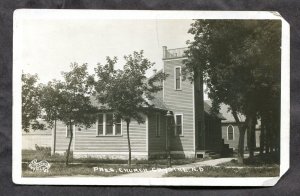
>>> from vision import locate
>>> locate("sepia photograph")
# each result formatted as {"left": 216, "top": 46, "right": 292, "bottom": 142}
{"left": 13, "top": 10, "right": 290, "bottom": 186}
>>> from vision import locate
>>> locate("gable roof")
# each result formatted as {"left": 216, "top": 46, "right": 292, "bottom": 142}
{"left": 203, "top": 101, "right": 226, "bottom": 119}
{"left": 205, "top": 100, "right": 246, "bottom": 123}
{"left": 90, "top": 95, "right": 169, "bottom": 111}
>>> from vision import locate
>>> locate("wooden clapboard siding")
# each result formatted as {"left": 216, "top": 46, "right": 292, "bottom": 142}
{"left": 163, "top": 58, "right": 195, "bottom": 152}
{"left": 75, "top": 116, "right": 147, "bottom": 152}
{"left": 22, "top": 134, "right": 52, "bottom": 150}
{"left": 148, "top": 112, "right": 167, "bottom": 153}
{"left": 221, "top": 123, "right": 247, "bottom": 150}
{"left": 55, "top": 121, "right": 73, "bottom": 152}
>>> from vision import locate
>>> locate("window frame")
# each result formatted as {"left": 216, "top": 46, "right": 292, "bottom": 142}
{"left": 227, "top": 124, "right": 234, "bottom": 140}
{"left": 97, "top": 113, "right": 104, "bottom": 136}
{"left": 174, "top": 66, "right": 182, "bottom": 90}
{"left": 174, "top": 114, "right": 183, "bottom": 136}
{"left": 96, "top": 113, "right": 123, "bottom": 136}
{"left": 66, "top": 124, "right": 75, "bottom": 138}
{"left": 155, "top": 113, "right": 161, "bottom": 137}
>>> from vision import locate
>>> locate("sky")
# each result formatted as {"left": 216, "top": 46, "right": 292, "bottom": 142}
{"left": 20, "top": 18, "right": 194, "bottom": 83}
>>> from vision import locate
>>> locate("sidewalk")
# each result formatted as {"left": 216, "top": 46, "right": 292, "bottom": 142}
{"left": 117, "top": 157, "right": 236, "bottom": 178}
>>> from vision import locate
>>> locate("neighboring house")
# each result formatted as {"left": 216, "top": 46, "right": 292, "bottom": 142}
{"left": 25, "top": 46, "right": 230, "bottom": 160}
{"left": 22, "top": 121, "right": 52, "bottom": 150}
{"left": 205, "top": 102, "right": 261, "bottom": 151}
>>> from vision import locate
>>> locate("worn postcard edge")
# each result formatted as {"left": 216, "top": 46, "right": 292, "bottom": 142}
{"left": 12, "top": 9, "right": 290, "bottom": 186}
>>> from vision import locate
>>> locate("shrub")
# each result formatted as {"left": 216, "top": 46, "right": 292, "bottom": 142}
{"left": 34, "top": 144, "right": 51, "bottom": 159}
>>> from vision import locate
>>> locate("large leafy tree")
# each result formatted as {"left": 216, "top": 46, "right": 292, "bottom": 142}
{"left": 183, "top": 20, "right": 281, "bottom": 163}
{"left": 40, "top": 80, "right": 63, "bottom": 155}
{"left": 22, "top": 73, "right": 44, "bottom": 132}
{"left": 57, "top": 63, "right": 98, "bottom": 166}
{"left": 94, "top": 51, "right": 167, "bottom": 165}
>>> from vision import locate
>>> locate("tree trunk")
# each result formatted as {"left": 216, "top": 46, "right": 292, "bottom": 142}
{"left": 52, "top": 119, "right": 57, "bottom": 155}
{"left": 247, "top": 115, "right": 256, "bottom": 159}
{"left": 66, "top": 121, "right": 73, "bottom": 166}
{"left": 260, "top": 114, "right": 265, "bottom": 155}
{"left": 232, "top": 110, "right": 247, "bottom": 164}
{"left": 265, "top": 118, "right": 270, "bottom": 154}
{"left": 126, "top": 120, "right": 131, "bottom": 166}
{"left": 198, "top": 69, "right": 205, "bottom": 151}
{"left": 238, "top": 126, "right": 246, "bottom": 164}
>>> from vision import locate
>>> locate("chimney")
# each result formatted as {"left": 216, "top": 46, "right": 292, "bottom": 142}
{"left": 153, "top": 68, "right": 157, "bottom": 74}
{"left": 162, "top": 46, "right": 167, "bottom": 59}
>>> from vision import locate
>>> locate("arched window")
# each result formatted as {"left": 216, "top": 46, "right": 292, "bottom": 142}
{"left": 227, "top": 125, "right": 234, "bottom": 140}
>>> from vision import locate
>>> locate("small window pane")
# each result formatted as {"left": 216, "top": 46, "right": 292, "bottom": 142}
{"left": 176, "top": 115, "right": 182, "bottom": 135}
{"left": 106, "top": 114, "right": 113, "bottom": 135}
{"left": 67, "top": 125, "right": 73, "bottom": 137}
{"left": 115, "top": 124, "right": 121, "bottom": 135}
{"left": 98, "top": 114, "right": 103, "bottom": 135}
{"left": 176, "top": 115, "right": 182, "bottom": 125}
{"left": 115, "top": 116, "right": 121, "bottom": 135}
{"left": 176, "top": 125, "right": 182, "bottom": 136}
{"left": 175, "top": 68, "right": 181, "bottom": 89}
{"left": 156, "top": 114, "right": 160, "bottom": 136}
{"left": 228, "top": 125, "right": 234, "bottom": 140}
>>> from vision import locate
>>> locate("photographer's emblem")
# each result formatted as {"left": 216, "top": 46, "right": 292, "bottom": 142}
{"left": 28, "top": 159, "right": 51, "bottom": 173}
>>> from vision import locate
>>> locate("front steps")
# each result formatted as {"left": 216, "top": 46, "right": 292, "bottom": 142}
{"left": 196, "top": 140, "right": 234, "bottom": 158}
{"left": 196, "top": 150, "right": 221, "bottom": 159}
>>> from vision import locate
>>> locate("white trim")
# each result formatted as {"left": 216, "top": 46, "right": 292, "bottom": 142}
{"left": 65, "top": 124, "right": 75, "bottom": 138}
{"left": 155, "top": 113, "right": 161, "bottom": 137}
{"left": 12, "top": 10, "right": 289, "bottom": 187}
{"left": 73, "top": 151, "right": 148, "bottom": 156}
{"left": 103, "top": 113, "right": 107, "bottom": 135}
{"left": 170, "top": 151, "right": 195, "bottom": 154}
{"left": 51, "top": 127, "right": 54, "bottom": 155}
{"left": 192, "top": 82, "right": 196, "bottom": 153}
{"left": 73, "top": 125, "right": 76, "bottom": 152}
{"left": 146, "top": 115, "right": 149, "bottom": 153}
{"left": 227, "top": 124, "right": 235, "bottom": 140}
{"left": 96, "top": 113, "right": 123, "bottom": 136}
{"left": 162, "top": 65, "right": 165, "bottom": 101}
{"left": 165, "top": 115, "right": 168, "bottom": 150}
{"left": 174, "top": 113, "right": 183, "bottom": 136}
{"left": 174, "top": 66, "right": 182, "bottom": 90}
{"left": 149, "top": 152, "right": 167, "bottom": 155}
{"left": 163, "top": 57, "right": 188, "bottom": 62}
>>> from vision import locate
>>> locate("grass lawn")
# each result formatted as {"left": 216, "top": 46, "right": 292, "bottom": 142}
{"left": 218, "top": 152, "right": 280, "bottom": 167}
{"left": 163, "top": 166, "right": 279, "bottom": 177}
{"left": 165, "top": 152, "right": 280, "bottom": 177}
{"left": 22, "top": 150, "right": 206, "bottom": 177}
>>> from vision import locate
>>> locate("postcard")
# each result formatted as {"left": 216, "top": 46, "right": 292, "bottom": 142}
{"left": 13, "top": 10, "right": 290, "bottom": 186}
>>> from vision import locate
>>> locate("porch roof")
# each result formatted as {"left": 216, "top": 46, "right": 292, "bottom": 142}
{"left": 90, "top": 95, "right": 169, "bottom": 111}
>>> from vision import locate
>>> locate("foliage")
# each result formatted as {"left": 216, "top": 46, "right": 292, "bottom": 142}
{"left": 58, "top": 63, "right": 98, "bottom": 165}
{"left": 95, "top": 51, "right": 167, "bottom": 123}
{"left": 58, "top": 63, "right": 97, "bottom": 127}
{"left": 44, "top": 63, "right": 98, "bottom": 166}
{"left": 94, "top": 51, "right": 168, "bottom": 165}
{"left": 22, "top": 73, "right": 44, "bottom": 132}
{"left": 183, "top": 20, "right": 281, "bottom": 163}
{"left": 39, "top": 80, "right": 63, "bottom": 128}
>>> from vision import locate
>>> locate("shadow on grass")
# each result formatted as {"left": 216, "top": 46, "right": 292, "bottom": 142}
{"left": 218, "top": 152, "right": 280, "bottom": 167}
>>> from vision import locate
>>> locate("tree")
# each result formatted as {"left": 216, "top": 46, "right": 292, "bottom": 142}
{"left": 22, "top": 73, "right": 44, "bottom": 132}
{"left": 183, "top": 20, "right": 281, "bottom": 163}
{"left": 94, "top": 51, "right": 167, "bottom": 165}
{"left": 57, "top": 63, "right": 97, "bottom": 166}
{"left": 40, "top": 80, "right": 63, "bottom": 155}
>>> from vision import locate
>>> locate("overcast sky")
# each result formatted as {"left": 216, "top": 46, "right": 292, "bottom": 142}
{"left": 20, "top": 18, "right": 194, "bottom": 83}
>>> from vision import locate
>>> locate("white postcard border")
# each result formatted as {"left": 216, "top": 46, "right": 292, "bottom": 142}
{"left": 13, "top": 9, "right": 290, "bottom": 186}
